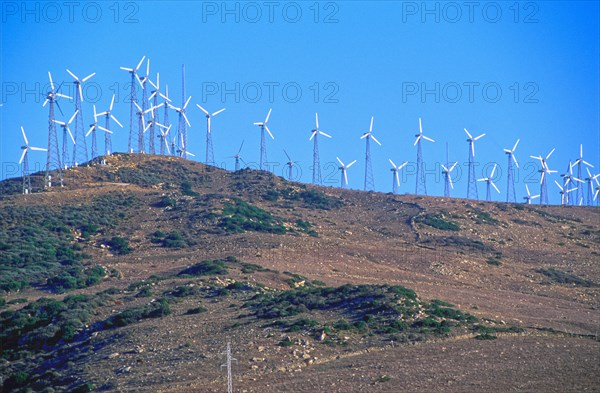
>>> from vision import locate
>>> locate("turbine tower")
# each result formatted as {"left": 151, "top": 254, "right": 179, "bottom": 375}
{"left": 138, "top": 59, "right": 152, "bottom": 153}
{"left": 196, "top": 104, "right": 226, "bottom": 165}
{"left": 530, "top": 148, "right": 557, "bottom": 205}
{"left": 133, "top": 102, "right": 156, "bottom": 153}
{"left": 413, "top": 118, "right": 435, "bottom": 195}
{"left": 336, "top": 157, "right": 356, "bottom": 189}
{"left": 571, "top": 144, "right": 593, "bottom": 204}
{"left": 119, "top": 55, "right": 145, "bottom": 152}
{"left": 560, "top": 161, "right": 576, "bottom": 205}
{"left": 221, "top": 342, "right": 237, "bottom": 393}
{"left": 554, "top": 180, "right": 576, "bottom": 206}
{"left": 283, "top": 149, "right": 297, "bottom": 180}
{"left": 19, "top": 127, "right": 47, "bottom": 194}
{"left": 360, "top": 116, "right": 382, "bottom": 191}
{"left": 86, "top": 105, "right": 113, "bottom": 159}
{"left": 253, "top": 108, "right": 274, "bottom": 170}
{"left": 229, "top": 141, "right": 245, "bottom": 171}
{"left": 53, "top": 109, "right": 78, "bottom": 169}
{"left": 583, "top": 168, "right": 600, "bottom": 206}
{"left": 464, "top": 128, "right": 485, "bottom": 200}
{"left": 389, "top": 159, "right": 408, "bottom": 194}
{"left": 477, "top": 164, "right": 500, "bottom": 202}
{"left": 523, "top": 184, "right": 539, "bottom": 204}
{"left": 66, "top": 69, "right": 95, "bottom": 165}
{"left": 43, "top": 71, "right": 69, "bottom": 187}
{"left": 96, "top": 94, "right": 123, "bottom": 156}
{"left": 504, "top": 139, "right": 520, "bottom": 203}
{"left": 309, "top": 113, "right": 332, "bottom": 185}
{"left": 171, "top": 95, "right": 192, "bottom": 158}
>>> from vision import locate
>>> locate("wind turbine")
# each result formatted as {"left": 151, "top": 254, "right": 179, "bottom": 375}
{"left": 389, "top": 159, "right": 408, "bottom": 194}
{"left": 148, "top": 73, "right": 170, "bottom": 155}
{"left": 86, "top": 105, "right": 113, "bottom": 159}
{"left": 583, "top": 168, "right": 600, "bottom": 206}
{"left": 504, "top": 139, "right": 520, "bottom": 203}
{"left": 138, "top": 59, "right": 152, "bottom": 152}
{"left": 143, "top": 103, "right": 166, "bottom": 145}
{"left": 571, "top": 144, "right": 594, "bottom": 204}
{"left": 66, "top": 69, "right": 95, "bottom": 164}
{"left": 413, "top": 118, "right": 434, "bottom": 195}
{"left": 554, "top": 180, "right": 577, "bottom": 206}
{"left": 360, "top": 116, "right": 382, "bottom": 191}
{"left": 53, "top": 109, "right": 78, "bottom": 168}
{"left": 133, "top": 101, "right": 157, "bottom": 153}
{"left": 309, "top": 113, "right": 332, "bottom": 185}
{"left": 441, "top": 162, "right": 457, "bottom": 198}
{"left": 253, "top": 108, "right": 274, "bottom": 170}
{"left": 523, "top": 184, "right": 540, "bottom": 204}
{"left": 19, "top": 127, "right": 47, "bottom": 194}
{"left": 530, "top": 148, "right": 557, "bottom": 205}
{"left": 170, "top": 96, "right": 192, "bottom": 158}
{"left": 197, "top": 104, "right": 226, "bottom": 165}
{"left": 157, "top": 125, "right": 172, "bottom": 155}
{"left": 120, "top": 55, "right": 146, "bottom": 152}
{"left": 283, "top": 149, "right": 298, "bottom": 180}
{"left": 96, "top": 94, "right": 123, "bottom": 156}
{"left": 43, "top": 71, "right": 70, "bottom": 187}
{"left": 477, "top": 164, "right": 500, "bottom": 202}
{"left": 464, "top": 128, "right": 485, "bottom": 200}
{"left": 229, "top": 141, "right": 245, "bottom": 171}
{"left": 177, "top": 134, "right": 195, "bottom": 158}
{"left": 336, "top": 157, "right": 357, "bottom": 189}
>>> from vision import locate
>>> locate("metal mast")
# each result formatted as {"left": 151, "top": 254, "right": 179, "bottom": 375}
{"left": 221, "top": 342, "right": 237, "bottom": 393}
{"left": 413, "top": 118, "right": 434, "bottom": 195}
{"left": 504, "top": 139, "right": 520, "bottom": 203}
{"left": 361, "top": 116, "right": 381, "bottom": 191}
{"left": 67, "top": 70, "right": 94, "bottom": 165}
{"left": 43, "top": 72, "right": 65, "bottom": 187}
{"left": 465, "top": 128, "right": 485, "bottom": 200}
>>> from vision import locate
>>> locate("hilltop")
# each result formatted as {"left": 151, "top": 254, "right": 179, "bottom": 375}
{"left": 1, "top": 154, "right": 598, "bottom": 392}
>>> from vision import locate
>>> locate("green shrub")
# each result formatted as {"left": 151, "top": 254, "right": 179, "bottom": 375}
{"left": 536, "top": 268, "right": 597, "bottom": 287}
{"left": 219, "top": 199, "right": 286, "bottom": 234}
{"left": 136, "top": 287, "right": 153, "bottom": 298}
{"left": 0, "top": 296, "right": 5, "bottom": 307}
{"left": 178, "top": 260, "right": 228, "bottom": 277}
{"left": 186, "top": 306, "right": 207, "bottom": 315}
{"left": 108, "top": 236, "right": 131, "bottom": 255}
{"left": 106, "top": 298, "right": 171, "bottom": 328}
{"left": 157, "top": 195, "right": 177, "bottom": 208}
{"left": 181, "top": 181, "right": 199, "bottom": 197}
{"left": 416, "top": 213, "right": 460, "bottom": 231}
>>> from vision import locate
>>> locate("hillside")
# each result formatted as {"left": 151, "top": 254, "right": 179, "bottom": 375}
{"left": 1, "top": 154, "right": 599, "bottom": 392}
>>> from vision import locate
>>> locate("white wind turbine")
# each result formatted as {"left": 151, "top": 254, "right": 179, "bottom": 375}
{"left": 283, "top": 149, "right": 298, "bottom": 180}
{"left": 196, "top": 104, "right": 226, "bottom": 165}
{"left": 229, "top": 141, "right": 245, "bottom": 171}
{"left": 360, "top": 116, "right": 382, "bottom": 191}
{"left": 554, "top": 180, "right": 576, "bottom": 206}
{"left": 53, "top": 109, "right": 78, "bottom": 169}
{"left": 441, "top": 162, "right": 458, "bottom": 197}
{"left": 583, "top": 167, "right": 600, "bottom": 206}
{"left": 177, "top": 134, "right": 195, "bottom": 158}
{"left": 66, "top": 69, "right": 95, "bottom": 164}
{"left": 571, "top": 144, "right": 594, "bottom": 204}
{"left": 464, "top": 128, "right": 485, "bottom": 200}
{"left": 477, "top": 164, "right": 500, "bottom": 201}
{"left": 157, "top": 124, "right": 172, "bottom": 156}
{"left": 530, "top": 148, "right": 557, "bottom": 205}
{"left": 523, "top": 184, "right": 540, "bottom": 204}
{"left": 120, "top": 55, "right": 146, "bottom": 152}
{"left": 169, "top": 96, "right": 192, "bottom": 157}
{"left": 19, "top": 126, "right": 47, "bottom": 194}
{"left": 504, "top": 138, "right": 520, "bottom": 202}
{"left": 86, "top": 105, "right": 113, "bottom": 159}
{"left": 96, "top": 94, "right": 123, "bottom": 156}
{"left": 309, "top": 113, "right": 332, "bottom": 184}
{"left": 413, "top": 117, "right": 435, "bottom": 195}
{"left": 389, "top": 159, "right": 408, "bottom": 195}
{"left": 253, "top": 108, "right": 274, "bottom": 171}
{"left": 336, "top": 157, "right": 357, "bottom": 189}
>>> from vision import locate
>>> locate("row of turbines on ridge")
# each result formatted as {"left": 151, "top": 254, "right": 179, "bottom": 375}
{"left": 17, "top": 56, "right": 600, "bottom": 207}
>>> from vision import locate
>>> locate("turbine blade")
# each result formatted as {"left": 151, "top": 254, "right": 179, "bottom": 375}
{"left": 81, "top": 72, "right": 96, "bottom": 82}
{"left": 135, "top": 56, "right": 146, "bottom": 71}
{"left": 464, "top": 128, "right": 472, "bottom": 139}
{"left": 283, "top": 149, "right": 291, "bottom": 161}
{"left": 371, "top": 135, "right": 382, "bottom": 146}
{"left": 441, "top": 164, "right": 448, "bottom": 172}
{"left": 98, "top": 125, "right": 113, "bottom": 134}
{"left": 53, "top": 120, "right": 66, "bottom": 126}
{"left": 43, "top": 98, "right": 49, "bottom": 107}
{"left": 449, "top": 176, "right": 454, "bottom": 189}
{"left": 120, "top": 67, "right": 134, "bottom": 72}
{"left": 134, "top": 101, "right": 143, "bottom": 113}
{"left": 422, "top": 135, "right": 434, "bottom": 143}
{"left": 389, "top": 159, "right": 397, "bottom": 168}
{"left": 414, "top": 135, "right": 421, "bottom": 146}
{"left": 68, "top": 110, "right": 79, "bottom": 124}
{"left": 48, "top": 71, "right": 55, "bottom": 90}
{"left": 237, "top": 140, "right": 244, "bottom": 154}
{"left": 196, "top": 104, "right": 209, "bottom": 115}
{"left": 395, "top": 171, "right": 400, "bottom": 186}
{"left": 513, "top": 154, "right": 519, "bottom": 168}
{"left": 319, "top": 131, "right": 332, "bottom": 138}
{"left": 513, "top": 139, "right": 520, "bottom": 152}
{"left": 583, "top": 160, "right": 594, "bottom": 168}
{"left": 212, "top": 108, "right": 226, "bottom": 116}
{"left": 146, "top": 58, "right": 150, "bottom": 76}
{"left": 265, "top": 125, "right": 275, "bottom": 139}
{"left": 490, "top": 164, "right": 497, "bottom": 178}
{"left": 474, "top": 133, "right": 485, "bottom": 140}
{"left": 135, "top": 73, "right": 144, "bottom": 89}
{"left": 86, "top": 125, "right": 95, "bottom": 137}
{"left": 148, "top": 91, "right": 157, "bottom": 101}
{"left": 78, "top": 84, "right": 83, "bottom": 102}
{"left": 546, "top": 148, "right": 555, "bottom": 160}
{"left": 419, "top": 117, "right": 423, "bottom": 134}
{"left": 111, "top": 115, "right": 124, "bottom": 128}
{"left": 526, "top": 184, "right": 531, "bottom": 196}
{"left": 183, "top": 96, "right": 192, "bottom": 109}
{"left": 491, "top": 181, "right": 500, "bottom": 193}
{"left": 336, "top": 157, "right": 344, "bottom": 166}
{"left": 315, "top": 112, "right": 319, "bottom": 129}
{"left": 66, "top": 69, "right": 79, "bottom": 81}
{"left": 265, "top": 108, "right": 272, "bottom": 123}
{"left": 19, "top": 148, "right": 27, "bottom": 164}
{"left": 344, "top": 170, "right": 348, "bottom": 185}
{"left": 471, "top": 142, "right": 475, "bottom": 157}
{"left": 67, "top": 128, "right": 76, "bottom": 144}
{"left": 56, "top": 93, "right": 72, "bottom": 100}
{"left": 369, "top": 116, "right": 374, "bottom": 133}
{"left": 449, "top": 162, "right": 457, "bottom": 172}
{"left": 21, "top": 126, "right": 28, "bottom": 144}
{"left": 309, "top": 131, "right": 315, "bottom": 141}
{"left": 29, "top": 147, "right": 47, "bottom": 151}
{"left": 347, "top": 160, "right": 357, "bottom": 168}
{"left": 182, "top": 112, "right": 191, "bottom": 127}
{"left": 554, "top": 180, "right": 563, "bottom": 190}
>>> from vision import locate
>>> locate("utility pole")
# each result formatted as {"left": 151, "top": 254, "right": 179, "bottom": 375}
{"left": 221, "top": 341, "right": 237, "bottom": 393}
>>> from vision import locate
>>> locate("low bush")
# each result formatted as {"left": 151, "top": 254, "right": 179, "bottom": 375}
{"left": 105, "top": 298, "right": 171, "bottom": 328}
{"left": 536, "top": 268, "right": 597, "bottom": 287}
{"left": 416, "top": 213, "right": 460, "bottom": 231}
{"left": 108, "top": 236, "right": 132, "bottom": 255}
{"left": 178, "top": 260, "right": 229, "bottom": 277}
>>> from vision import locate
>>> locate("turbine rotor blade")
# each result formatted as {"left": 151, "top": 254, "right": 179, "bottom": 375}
{"left": 19, "top": 148, "right": 27, "bottom": 164}
{"left": 422, "top": 135, "right": 434, "bottom": 143}
{"left": 264, "top": 108, "right": 272, "bottom": 123}
{"left": 212, "top": 108, "right": 226, "bottom": 116}
{"left": 21, "top": 126, "right": 28, "bottom": 144}
{"left": 264, "top": 125, "right": 274, "bottom": 139}
{"left": 196, "top": 104, "right": 209, "bottom": 115}
{"left": 319, "top": 131, "right": 332, "bottom": 138}
{"left": 371, "top": 135, "right": 382, "bottom": 146}
{"left": 347, "top": 160, "right": 357, "bottom": 168}
{"left": 111, "top": 115, "right": 124, "bottom": 128}
{"left": 81, "top": 72, "right": 95, "bottom": 82}
{"left": 513, "top": 139, "right": 520, "bottom": 152}
{"left": 369, "top": 116, "right": 374, "bottom": 133}
{"left": 389, "top": 159, "right": 397, "bottom": 168}
{"left": 336, "top": 157, "right": 344, "bottom": 166}
{"left": 315, "top": 112, "right": 319, "bottom": 129}
{"left": 464, "top": 128, "right": 472, "bottom": 139}
{"left": 491, "top": 181, "right": 500, "bottom": 193}
{"left": 135, "top": 55, "right": 146, "bottom": 71}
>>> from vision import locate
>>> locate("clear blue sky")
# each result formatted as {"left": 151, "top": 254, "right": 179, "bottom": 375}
{"left": 1, "top": 1, "right": 599, "bottom": 204}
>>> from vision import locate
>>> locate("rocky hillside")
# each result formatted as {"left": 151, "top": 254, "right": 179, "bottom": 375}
{"left": 1, "top": 154, "right": 598, "bottom": 392}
